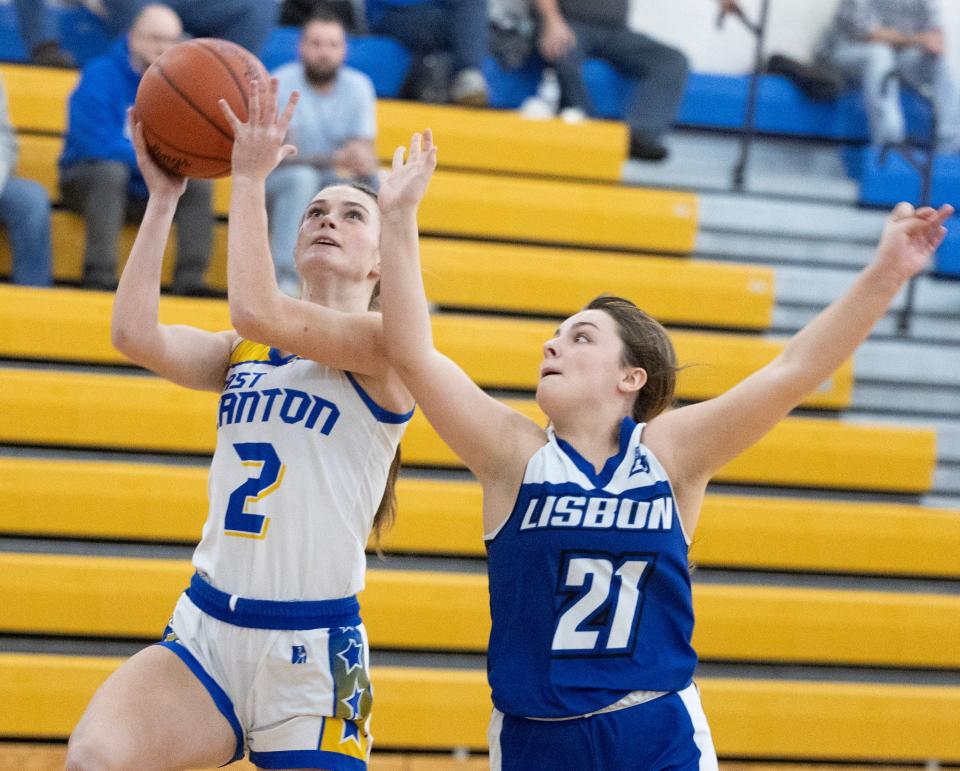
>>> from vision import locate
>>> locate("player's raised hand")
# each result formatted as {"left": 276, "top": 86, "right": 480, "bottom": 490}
{"left": 219, "top": 77, "right": 299, "bottom": 181}
{"left": 129, "top": 108, "right": 187, "bottom": 200}
{"left": 378, "top": 130, "right": 438, "bottom": 215}
{"left": 873, "top": 202, "right": 953, "bottom": 283}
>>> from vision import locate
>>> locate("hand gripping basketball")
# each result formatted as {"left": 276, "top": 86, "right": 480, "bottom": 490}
{"left": 134, "top": 38, "right": 270, "bottom": 178}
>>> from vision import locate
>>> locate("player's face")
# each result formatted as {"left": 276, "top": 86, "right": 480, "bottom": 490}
{"left": 295, "top": 186, "right": 381, "bottom": 283}
{"left": 536, "top": 309, "right": 632, "bottom": 417}
{"left": 300, "top": 20, "right": 347, "bottom": 82}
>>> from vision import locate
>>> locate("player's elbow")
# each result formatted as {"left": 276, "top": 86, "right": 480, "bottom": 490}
{"left": 229, "top": 290, "right": 280, "bottom": 342}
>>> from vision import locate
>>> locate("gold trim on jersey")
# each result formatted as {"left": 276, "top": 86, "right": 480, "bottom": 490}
{"left": 230, "top": 340, "right": 272, "bottom": 366}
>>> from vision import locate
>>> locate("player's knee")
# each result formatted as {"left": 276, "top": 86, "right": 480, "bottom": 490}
{"left": 65, "top": 729, "right": 136, "bottom": 771}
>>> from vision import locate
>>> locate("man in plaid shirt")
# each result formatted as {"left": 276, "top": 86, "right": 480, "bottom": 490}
{"left": 818, "top": 0, "right": 960, "bottom": 152}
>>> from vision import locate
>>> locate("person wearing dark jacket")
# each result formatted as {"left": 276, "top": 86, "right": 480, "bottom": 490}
{"left": 532, "top": 0, "right": 688, "bottom": 161}
{"left": 59, "top": 3, "right": 215, "bottom": 294}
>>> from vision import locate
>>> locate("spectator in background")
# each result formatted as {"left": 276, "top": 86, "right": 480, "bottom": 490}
{"left": 818, "top": 0, "right": 960, "bottom": 153}
{"left": 365, "top": 0, "right": 489, "bottom": 106}
{"left": 90, "top": 0, "right": 276, "bottom": 56}
{"left": 532, "top": 0, "right": 688, "bottom": 161}
{"left": 13, "top": 0, "right": 75, "bottom": 67}
{"left": 59, "top": 3, "right": 216, "bottom": 294}
{"left": 267, "top": 9, "right": 378, "bottom": 296}
{"left": 0, "top": 77, "right": 52, "bottom": 286}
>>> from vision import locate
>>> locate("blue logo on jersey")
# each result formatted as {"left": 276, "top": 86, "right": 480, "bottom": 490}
{"left": 218, "top": 387, "right": 340, "bottom": 434}
{"left": 291, "top": 645, "right": 308, "bottom": 664}
{"left": 629, "top": 446, "right": 650, "bottom": 476}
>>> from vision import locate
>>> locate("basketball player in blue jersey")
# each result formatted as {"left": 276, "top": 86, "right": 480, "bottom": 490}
{"left": 66, "top": 84, "right": 414, "bottom": 770}
{"left": 375, "top": 130, "right": 953, "bottom": 770}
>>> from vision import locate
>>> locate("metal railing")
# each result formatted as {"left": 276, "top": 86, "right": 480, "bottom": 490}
{"left": 717, "top": 0, "right": 772, "bottom": 191}
{"left": 878, "top": 68, "right": 938, "bottom": 334}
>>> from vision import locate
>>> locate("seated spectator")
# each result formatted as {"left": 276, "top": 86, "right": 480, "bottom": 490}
{"left": 365, "top": 0, "right": 489, "bottom": 106}
{"left": 817, "top": 0, "right": 960, "bottom": 153}
{"left": 13, "top": 0, "right": 75, "bottom": 67}
{"left": 58, "top": 3, "right": 216, "bottom": 294}
{"left": 266, "top": 9, "right": 379, "bottom": 296}
{"left": 91, "top": 0, "right": 276, "bottom": 56}
{"left": 532, "top": 0, "right": 688, "bottom": 161}
{"left": 0, "top": 77, "right": 52, "bottom": 286}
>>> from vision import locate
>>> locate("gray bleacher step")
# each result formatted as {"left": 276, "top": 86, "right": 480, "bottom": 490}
{"left": 854, "top": 340, "right": 960, "bottom": 387}
{"left": 698, "top": 192, "right": 887, "bottom": 241}
{"left": 774, "top": 305, "right": 960, "bottom": 343}
{"left": 696, "top": 229, "right": 878, "bottom": 268}
{"left": 774, "top": 266, "right": 960, "bottom": 316}
{"left": 852, "top": 382, "right": 960, "bottom": 419}
{"left": 622, "top": 131, "right": 859, "bottom": 203}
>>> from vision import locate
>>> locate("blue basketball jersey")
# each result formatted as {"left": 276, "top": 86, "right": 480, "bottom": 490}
{"left": 485, "top": 417, "right": 697, "bottom": 718}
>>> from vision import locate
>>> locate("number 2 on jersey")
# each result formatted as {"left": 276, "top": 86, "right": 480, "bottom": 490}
{"left": 552, "top": 555, "right": 653, "bottom": 653}
{"left": 224, "top": 442, "right": 285, "bottom": 539}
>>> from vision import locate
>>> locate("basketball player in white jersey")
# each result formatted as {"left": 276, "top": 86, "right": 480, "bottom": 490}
{"left": 67, "top": 84, "right": 414, "bottom": 770}
{"left": 375, "top": 131, "right": 953, "bottom": 769}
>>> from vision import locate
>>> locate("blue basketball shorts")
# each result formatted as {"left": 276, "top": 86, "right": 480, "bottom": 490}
{"left": 488, "top": 684, "right": 718, "bottom": 771}
{"left": 158, "top": 573, "right": 372, "bottom": 770}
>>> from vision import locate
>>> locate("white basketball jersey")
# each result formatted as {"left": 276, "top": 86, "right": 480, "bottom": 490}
{"left": 192, "top": 340, "right": 411, "bottom": 601}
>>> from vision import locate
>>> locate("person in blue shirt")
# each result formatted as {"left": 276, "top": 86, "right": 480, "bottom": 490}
{"left": 59, "top": 3, "right": 216, "bottom": 294}
{"left": 371, "top": 130, "right": 950, "bottom": 767}
{"left": 266, "top": 9, "right": 379, "bottom": 296}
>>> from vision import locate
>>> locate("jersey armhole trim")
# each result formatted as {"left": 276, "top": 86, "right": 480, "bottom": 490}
{"left": 638, "top": 423, "right": 693, "bottom": 547}
{"left": 345, "top": 371, "right": 415, "bottom": 424}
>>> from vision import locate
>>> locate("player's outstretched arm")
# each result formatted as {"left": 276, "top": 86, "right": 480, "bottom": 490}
{"left": 111, "top": 113, "right": 236, "bottom": 392}
{"left": 379, "top": 131, "right": 546, "bottom": 483}
{"left": 645, "top": 202, "right": 952, "bottom": 505}
{"left": 219, "top": 78, "right": 396, "bottom": 379}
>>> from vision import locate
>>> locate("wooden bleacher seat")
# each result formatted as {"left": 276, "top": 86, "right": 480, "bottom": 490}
{"left": 14, "top": 133, "right": 698, "bottom": 253}
{"left": 0, "top": 63, "right": 627, "bottom": 182}
{"left": 0, "top": 364, "right": 926, "bottom": 489}
{"left": 0, "top": 286, "right": 840, "bottom": 407}
{"left": 4, "top": 552, "right": 960, "bottom": 669}
{"left": 0, "top": 367, "right": 933, "bottom": 491}
{"left": 4, "top": 654, "right": 960, "bottom": 759}
{"left": 2, "top": 456, "right": 958, "bottom": 578}
{"left": 0, "top": 230, "right": 776, "bottom": 331}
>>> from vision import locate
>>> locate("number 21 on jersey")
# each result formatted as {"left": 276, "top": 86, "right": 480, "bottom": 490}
{"left": 552, "top": 553, "right": 655, "bottom": 654}
{"left": 224, "top": 442, "right": 285, "bottom": 539}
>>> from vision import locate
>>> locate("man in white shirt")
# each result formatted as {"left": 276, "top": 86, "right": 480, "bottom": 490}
{"left": 266, "top": 9, "right": 378, "bottom": 295}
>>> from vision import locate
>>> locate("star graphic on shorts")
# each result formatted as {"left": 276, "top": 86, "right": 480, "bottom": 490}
{"left": 336, "top": 638, "right": 364, "bottom": 674}
{"left": 340, "top": 717, "right": 362, "bottom": 748}
{"left": 341, "top": 684, "right": 365, "bottom": 720}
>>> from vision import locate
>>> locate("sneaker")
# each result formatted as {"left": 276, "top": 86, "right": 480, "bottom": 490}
{"left": 31, "top": 41, "right": 75, "bottom": 68}
{"left": 629, "top": 133, "right": 669, "bottom": 162}
{"left": 560, "top": 107, "right": 587, "bottom": 124}
{"left": 450, "top": 68, "right": 489, "bottom": 108}
{"left": 520, "top": 96, "right": 556, "bottom": 120}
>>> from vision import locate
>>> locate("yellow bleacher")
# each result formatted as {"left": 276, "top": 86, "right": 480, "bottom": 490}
{"left": 5, "top": 654, "right": 960, "bottom": 760}
{"left": 0, "top": 286, "right": 839, "bottom": 405}
{"left": 15, "top": 132, "right": 697, "bottom": 252}
{"left": 1, "top": 61, "right": 629, "bottom": 181}
{"left": 0, "top": 367, "right": 935, "bottom": 491}
{"left": 2, "top": 218, "right": 773, "bottom": 329}
{"left": 5, "top": 552, "right": 960, "bottom": 669}
{"left": 3, "top": 456, "right": 959, "bottom": 578}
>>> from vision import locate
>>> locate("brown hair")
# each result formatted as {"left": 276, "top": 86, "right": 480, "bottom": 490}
{"left": 584, "top": 295, "right": 678, "bottom": 422}
{"left": 366, "top": 241, "right": 400, "bottom": 550}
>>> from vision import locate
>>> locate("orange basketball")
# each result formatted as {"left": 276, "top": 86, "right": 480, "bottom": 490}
{"left": 134, "top": 38, "right": 269, "bottom": 179}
